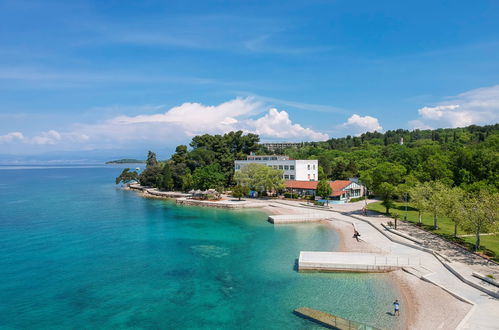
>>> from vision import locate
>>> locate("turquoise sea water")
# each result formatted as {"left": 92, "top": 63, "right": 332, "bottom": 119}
{"left": 0, "top": 165, "right": 401, "bottom": 329}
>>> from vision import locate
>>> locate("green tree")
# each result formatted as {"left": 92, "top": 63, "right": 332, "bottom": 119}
{"left": 171, "top": 145, "right": 188, "bottom": 164}
{"left": 181, "top": 170, "right": 194, "bottom": 192}
{"left": 410, "top": 182, "right": 431, "bottom": 226}
{"left": 192, "top": 164, "right": 225, "bottom": 190}
{"left": 115, "top": 168, "right": 139, "bottom": 185}
{"left": 316, "top": 179, "right": 332, "bottom": 199}
{"left": 146, "top": 150, "right": 158, "bottom": 167}
{"left": 440, "top": 186, "right": 466, "bottom": 237}
{"left": 426, "top": 181, "right": 448, "bottom": 230}
{"left": 379, "top": 182, "right": 396, "bottom": 214}
{"left": 139, "top": 151, "right": 162, "bottom": 187}
{"left": 461, "top": 190, "right": 499, "bottom": 250}
{"left": 361, "top": 162, "right": 406, "bottom": 214}
{"left": 159, "top": 163, "right": 174, "bottom": 191}
{"left": 232, "top": 184, "right": 250, "bottom": 201}
{"left": 234, "top": 163, "right": 284, "bottom": 195}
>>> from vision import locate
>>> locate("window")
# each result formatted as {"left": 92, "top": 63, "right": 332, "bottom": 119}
{"left": 308, "top": 174, "right": 310, "bottom": 180}
{"left": 313, "top": 164, "right": 316, "bottom": 170}
{"left": 284, "top": 175, "right": 289, "bottom": 179}
{"left": 279, "top": 165, "right": 284, "bottom": 170}
{"left": 273, "top": 165, "right": 278, "bottom": 169}
{"left": 307, "top": 165, "right": 310, "bottom": 170}
{"left": 263, "top": 157, "right": 269, "bottom": 160}
{"left": 271, "top": 157, "right": 277, "bottom": 160}
{"left": 290, "top": 175, "right": 295, "bottom": 180}
{"left": 290, "top": 165, "right": 295, "bottom": 170}
{"left": 284, "top": 165, "right": 289, "bottom": 170}
{"left": 236, "top": 165, "right": 240, "bottom": 169}
{"left": 313, "top": 174, "right": 316, "bottom": 180}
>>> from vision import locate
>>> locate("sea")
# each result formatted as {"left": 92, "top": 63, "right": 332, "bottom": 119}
{"left": 0, "top": 165, "right": 400, "bottom": 329}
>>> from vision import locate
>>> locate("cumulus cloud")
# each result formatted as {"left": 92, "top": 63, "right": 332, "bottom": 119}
{"left": 410, "top": 85, "right": 499, "bottom": 129}
{"left": 247, "top": 108, "right": 329, "bottom": 141}
{"left": 0, "top": 132, "right": 25, "bottom": 143}
{"left": 0, "top": 98, "right": 329, "bottom": 152}
{"left": 341, "top": 114, "right": 383, "bottom": 135}
{"left": 111, "top": 97, "right": 261, "bottom": 136}
{"left": 0, "top": 130, "right": 65, "bottom": 145}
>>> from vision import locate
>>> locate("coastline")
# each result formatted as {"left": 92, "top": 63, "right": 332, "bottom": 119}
{"left": 125, "top": 187, "right": 472, "bottom": 329}
{"left": 323, "top": 219, "right": 471, "bottom": 330}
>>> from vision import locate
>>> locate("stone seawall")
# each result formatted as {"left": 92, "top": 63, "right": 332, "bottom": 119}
{"left": 176, "top": 198, "right": 266, "bottom": 209}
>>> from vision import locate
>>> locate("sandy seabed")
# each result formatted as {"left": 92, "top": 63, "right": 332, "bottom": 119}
{"left": 329, "top": 219, "right": 472, "bottom": 329}
{"left": 265, "top": 203, "right": 471, "bottom": 330}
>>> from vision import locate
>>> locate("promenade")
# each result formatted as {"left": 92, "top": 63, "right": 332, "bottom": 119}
{"left": 270, "top": 200, "right": 499, "bottom": 330}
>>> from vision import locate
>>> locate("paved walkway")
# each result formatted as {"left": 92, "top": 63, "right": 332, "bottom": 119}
{"left": 268, "top": 201, "right": 499, "bottom": 330}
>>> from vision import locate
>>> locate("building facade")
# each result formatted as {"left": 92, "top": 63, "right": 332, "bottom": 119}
{"left": 260, "top": 142, "right": 304, "bottom": 152}
{"left": 234, "top": 155, "right": 318, "bottom": 181}
{"left": 285, "top": 179, "right": 365, "bottom": 201}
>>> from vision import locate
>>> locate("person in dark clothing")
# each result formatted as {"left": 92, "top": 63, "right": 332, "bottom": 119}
{"left": 393, "top": 299, "right": 400, "bottom": 316}
{"left": 353, "top": 229, "right": 361, "bottom": 242}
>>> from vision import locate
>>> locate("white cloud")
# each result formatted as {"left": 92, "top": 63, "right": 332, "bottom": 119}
{"left": 0, "top": 98, "right": 329, "bottom": 152}
{"left": 247, "top": 108, "right": 329, "bottom": 141}
{"left": 0, "top": 130, "right": 64, "bottom": 145}
{"left": 341, "top": 114, "right": 383, "bottom": 135}
{"left": 0, "top": 132, "right": 25, "bottom": 143}
{"left": 31, "top": 130, "right": 62, "bottom": 145}
{"left": 111, "top": 97, "right": 261, "bottom": 136}
{"left": 410, "top": 85, "right": 499, "bottom": 129}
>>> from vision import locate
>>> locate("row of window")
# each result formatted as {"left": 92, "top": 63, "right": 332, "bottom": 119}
{"left": 307, "top": 164, "right": 316, "bottom": 170}
{"left": 269, "top": 165, "right": 294, "bottom": 170}
{"left": 248, "top": 156, "right": 279, "bottom": 161}
{"left": 284, "top": 175, "right": 295, "bottom": 180}
{"left": 307, "top": 173, "right": 316, "bottom": 180}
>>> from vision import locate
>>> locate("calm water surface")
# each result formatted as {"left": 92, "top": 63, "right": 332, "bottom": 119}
{"left": 0, "top": 165, "right": 400, "bottom": 329}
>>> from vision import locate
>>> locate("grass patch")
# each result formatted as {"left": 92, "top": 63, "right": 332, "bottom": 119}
{"left": 368, "top": 201, "right": 499, "bottom": 262}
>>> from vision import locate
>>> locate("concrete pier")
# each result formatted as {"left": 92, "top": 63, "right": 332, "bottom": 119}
{"left": 298, "top": 251, "right": 417, "bottom": 272}
{"left": 268, "top": 214, "right": 327, "bottom": 224}
{"left": 294, "top": 307, "right": 380, "bottom": 330}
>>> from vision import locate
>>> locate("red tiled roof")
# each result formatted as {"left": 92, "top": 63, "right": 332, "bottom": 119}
{"left": 285, "top": 180, "right": 318, "bottom": 189}
{"left": 329, "top": 180, "right": 351, "bottom": 191}
{"left": 285, "top": 180, "right": 353, "bottom": 192}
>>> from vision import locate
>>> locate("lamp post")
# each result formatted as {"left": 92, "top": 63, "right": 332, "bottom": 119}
{"left": 404, "top": 192, "right": 408, "bottom": 221}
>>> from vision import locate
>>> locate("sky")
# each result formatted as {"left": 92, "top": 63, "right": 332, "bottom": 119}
{"left": 0, "top": 0, "right": 498, "bottom": 162}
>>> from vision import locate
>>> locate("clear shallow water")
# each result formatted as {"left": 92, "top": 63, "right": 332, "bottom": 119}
{"left": 0, "top": 166, "right": 400, "bottom": 329}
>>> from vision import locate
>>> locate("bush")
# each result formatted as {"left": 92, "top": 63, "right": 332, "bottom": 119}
{"left": 284, "top": 192, "right": 299, "bottom": 199}
{"left": 313, "top": 200, "right": 325, "bottom": 206}
{"left": 349, "top": 197, "right": 365, "bottom": 203}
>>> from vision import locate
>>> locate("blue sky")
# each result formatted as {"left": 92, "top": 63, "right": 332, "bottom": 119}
{"left": 1, "top": 0, "right": 498, "bottom": 161}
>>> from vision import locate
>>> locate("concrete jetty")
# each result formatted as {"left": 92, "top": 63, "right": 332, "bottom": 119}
{"left": 268, "top": 214, "right": 328, "bottom": 224}
{"left": 298, "top": 251, "right": 417, "bottom": 272}
{"left": 293, "top": 307, "right": 380, "bottom": 330}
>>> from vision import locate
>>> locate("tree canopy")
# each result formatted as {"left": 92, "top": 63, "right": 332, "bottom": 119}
{"left": 234, "top": 163, "right": 284, "bottom": 194}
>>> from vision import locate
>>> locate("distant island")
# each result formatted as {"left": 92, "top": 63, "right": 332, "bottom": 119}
{"left": 106, "top": 159, "right": 145, "bottom": 164}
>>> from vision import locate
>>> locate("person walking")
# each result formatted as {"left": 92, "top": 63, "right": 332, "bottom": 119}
{"left": 353, "top": 229, "right": 361, "bottom": 242}
{"left": 393, "top": 299, "right": 400, "bottom": 316}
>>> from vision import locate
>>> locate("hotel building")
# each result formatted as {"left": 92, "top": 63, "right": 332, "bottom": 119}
{"left": 234, "top": 155, "right": 318, "bottom": 181}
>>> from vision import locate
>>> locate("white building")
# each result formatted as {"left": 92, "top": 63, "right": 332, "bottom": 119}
{"left": 260, "top": 142, "right": 304, "bottom": 152}
{"left": 234, "top": 155, "right": 318, "bottom": 181}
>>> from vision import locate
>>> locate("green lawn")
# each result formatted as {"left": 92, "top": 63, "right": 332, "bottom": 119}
{"left": 368, "top": 201, "right": 499, "bottom": 261}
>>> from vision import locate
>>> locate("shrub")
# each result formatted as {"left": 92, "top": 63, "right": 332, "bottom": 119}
{"left": 284, "top": 192, "right": 299, "bottom": 199}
